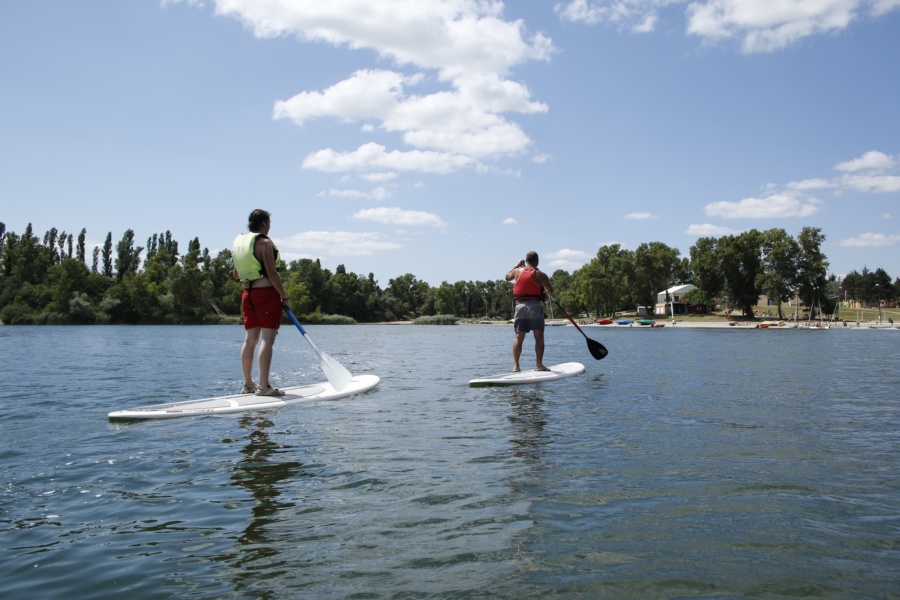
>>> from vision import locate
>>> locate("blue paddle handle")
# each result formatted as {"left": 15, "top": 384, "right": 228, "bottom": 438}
{"left": 284, "top": 307, "right": 307, "bottom": 335}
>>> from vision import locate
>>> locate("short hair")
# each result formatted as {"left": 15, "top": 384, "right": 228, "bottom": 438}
{"left": 525, "top": 251, "right": 539, "bottom": 266}
{"left": 248, "top": 209, "right": 271, "bottom": 233}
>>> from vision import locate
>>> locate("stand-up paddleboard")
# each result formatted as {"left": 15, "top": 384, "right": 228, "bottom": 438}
{"left": 469, "top": 362, "right": 584, "bottom": 387}
{"left": 109, "top": 374, "right": 380, "bottom": 420}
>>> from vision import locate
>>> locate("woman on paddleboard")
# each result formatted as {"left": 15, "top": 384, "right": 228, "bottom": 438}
{"left": 505, "top": 251, "right": 554, "bottom": 373}
{"left": 233, "top": 209, "right": 291, "bottom": 396}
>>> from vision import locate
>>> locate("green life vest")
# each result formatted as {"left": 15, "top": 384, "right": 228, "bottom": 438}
{"left": 233, "top": 232, "right": 279, "bottom": 283}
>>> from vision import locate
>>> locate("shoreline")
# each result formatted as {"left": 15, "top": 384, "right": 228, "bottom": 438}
{"left": 455, "top": 318, "right": 898, "bottom": 330}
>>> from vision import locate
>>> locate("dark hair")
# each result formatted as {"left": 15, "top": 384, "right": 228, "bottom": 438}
{"left": 525, "top": 251, "right": 539, "bottom": 266}
{"left": 247, "top": 209, "right": 271, "bottom": 233}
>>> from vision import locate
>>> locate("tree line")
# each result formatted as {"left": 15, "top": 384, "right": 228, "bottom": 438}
{"left": 1, "top": 222, "right": 897, "bottom": 325}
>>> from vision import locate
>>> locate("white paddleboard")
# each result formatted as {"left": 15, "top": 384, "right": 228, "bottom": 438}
{"left": 108, "top": 374, "right": 380, "bottom": 420}
{"left": 469, "top": 362, "right": 584, "bottom": 387}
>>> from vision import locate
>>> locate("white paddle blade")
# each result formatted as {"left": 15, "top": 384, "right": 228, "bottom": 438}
{"left": 320, "top": 351, "right": 353, "bottom": 391}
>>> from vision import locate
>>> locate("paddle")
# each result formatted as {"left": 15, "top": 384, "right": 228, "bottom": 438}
{"left": 284, "top": 307, "right": 353, "bottom": 391}
{"left": 549, "top": 296, "right": 608, "bottom": 360}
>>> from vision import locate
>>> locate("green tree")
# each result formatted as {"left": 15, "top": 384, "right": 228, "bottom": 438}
{"left": 795, "top": 226, "right": 828, "bottom": 310}
{"left": 169, "top": 237, "right": 208, "bottom": 322}
{"left": 632, "top": 241, "right": 681, "bottom": 312}
{"left": 719, "top": 230, "right": 764, "bottom": 317}
{"left": 289, "top": 258, "right": 330, "bottom": 313}
{"left": 871, "top": 267, "right": 893, "bottom": 307}
{"left": 114, "top": 229, "right": 143, "bottom": 281}
{"left": 689, "top": 237, "right": 723, "bottom": 307}
{"left": 760, "top": 228, "right": 800, "bottom": 319}
{"left": 430, "top": 281, "right": 457, "bottom": 315}
{"left": 77, "top": 228, "right": 87, "bottom": 263}
{"left": 46, "top": 257, "right": 90, "bottom": 316}
{"left": 386, "top": 273, "right": 430, "bottom": 319}
{"left": 102, "top": 232, "right": 113, "bottom": 278}
{"left": 576, "top": 244, "right": 634, "bottom": 317}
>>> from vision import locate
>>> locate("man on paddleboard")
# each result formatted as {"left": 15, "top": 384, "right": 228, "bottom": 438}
{"left": 505, "top": 251, "right": 554, "bottom": 372}
{"left": 233, "top": 209, "right": 291, "bottom": 396}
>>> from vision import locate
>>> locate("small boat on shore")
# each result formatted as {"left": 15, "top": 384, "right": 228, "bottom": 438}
{"left": 616, "top": 319, "right": 633, "bottom": 325}
{"left": 595, "top": 318, "right": 613, "bottom": 325}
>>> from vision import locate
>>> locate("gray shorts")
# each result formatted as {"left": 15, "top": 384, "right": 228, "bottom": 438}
{"left": 513, "top": 301, "right": 545, "bottom": 333}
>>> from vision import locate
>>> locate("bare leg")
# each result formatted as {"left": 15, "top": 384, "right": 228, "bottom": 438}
{"left": 512, "top": 331, "right": 526, "bottom": 372}
{"left": 533, "top": 329, "right": 548, "bottom": 370}
{"left": 257, "top": 328, "right": 279, "bottom": 388}
{"left": 241, "top": 328, "right": 261, "bottom": 386}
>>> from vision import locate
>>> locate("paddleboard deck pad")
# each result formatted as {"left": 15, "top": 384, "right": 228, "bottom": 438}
{"left": 469, "top": 362, "right": 584, "bottom": 387}
{"left": 109, "top": 374, "right": 380, "bottom": 420}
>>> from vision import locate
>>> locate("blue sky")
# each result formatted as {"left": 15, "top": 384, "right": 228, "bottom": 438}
{"left": 2, "top": 0, "right": 898, "bottom": 286}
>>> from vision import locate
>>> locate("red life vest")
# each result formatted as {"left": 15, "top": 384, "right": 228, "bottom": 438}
{"left": 513, "top": 268, "right": 543, "bottom": 301}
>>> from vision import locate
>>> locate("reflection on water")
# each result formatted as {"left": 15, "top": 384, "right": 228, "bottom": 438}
{"left": 228, "top": 414, "right": 308, "bottom": 593}
{"left": 507, "top": 390, "right": 549, "bottom": 462}
{"left": 1, "top": 325, "right": 899, "bottom": 598}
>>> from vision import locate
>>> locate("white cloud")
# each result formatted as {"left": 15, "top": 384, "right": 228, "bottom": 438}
{"left": 303, "top": 142, "right": 475, "bottom": 174}
{"left": 213, "top": 1, "right": 554, "bottom": 171}
{"left": 320, "top": 186, "right": 392, "bottom": 200}
{"left": 277, "top": 230, "right": 403, "bottom": 256}
{"left": 838, "top": 232, "right": 900, "bottom": 247}
{"left": 687, "top": 0, "right": 858, "bottom": 52}
{"left": 547, "top": 259, "right": 585, "bottom": 272}
{"left": 786, "top": 177, "right": 836, "bottom": 191}
{"left": 320, "top": 189, "right": 369, "bottom": 199}
{"left": 273, "top": 69, "right": 415, "bottom": 126}
{"left": 555, "top": 0, "right": 664, "bottom": 28}
{"left": 547, "top": 248, "right": 592, "bottom": 260}
{"left": 685, "top": 223, "right": 739, "bottom": 236}
{"left": 709, "top": 150, "right": 899, "bottom": 223}
{"left": 633, "top": 13, "right": 658, "bottom": 32}
{"left": 359, "top": 172, "right": 398, "bottom": 182}
{"left": 503, "top": 217, "right": 518, "bottom": 225}
{"left": 556, "top": 1, "right": 900, "bottom": 52}
{"left": 705, "top": 193, "right": 821, "bottom": 219}
{"left": 839, "top": 173, "right": 900, "bottom": 193}
{"left": 872, "top": 0, "right": 900, "bottom": 16}
{"left": 835, "top": 150, "right": 897, "bottom": 172}
{"left": 353, "top": 207, "right": 447, "bottom": 227}
{"left": 624, "top": 212, "right": 656, "bottom": 220}
{"left": 161, "top": 0, "right": 204, "bottom": 6}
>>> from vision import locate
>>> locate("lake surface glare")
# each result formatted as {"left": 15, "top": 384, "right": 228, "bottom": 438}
{"left": 2, "top": 324, "right": 898, "bottom": 599}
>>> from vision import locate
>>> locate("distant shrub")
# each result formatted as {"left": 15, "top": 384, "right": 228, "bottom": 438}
{"left": 0, "top": 301, "right": 36, "bottom": 325}
{"left": 413, "top": 315, "right": 458, "bottom": 325}
{"left": 69, "top": 293, "right": 97, "bottom": 324}
{"left": 35, "top": 311, "right": 69, "bottom": 325}
{"left": 302, "top": 311, "right": 357, "bottom": 325}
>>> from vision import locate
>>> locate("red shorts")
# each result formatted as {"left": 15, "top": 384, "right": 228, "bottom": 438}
{"left": 241, "top": 287, "right": 283, "bottom": 330}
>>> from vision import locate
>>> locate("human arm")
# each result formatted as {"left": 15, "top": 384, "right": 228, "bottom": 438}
{"left": 534, "top": 270, "right": 554, "bottom": 296}
{"left": 505, "top": 259, "right": 526, "bottom": 282}
{"left": 257, "top": 238, "right": 291, "bottom": 308}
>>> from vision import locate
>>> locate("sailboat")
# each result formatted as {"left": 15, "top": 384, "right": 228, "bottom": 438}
{"left": 798, "top": 299, "right": 829, "bottom": 330}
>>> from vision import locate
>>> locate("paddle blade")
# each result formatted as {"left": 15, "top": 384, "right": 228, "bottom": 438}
{"left": 318, "top": 348, "right": 353, "bottom": 391}
{"left": 587, "top": 338, "right": 608, "bottom": 360}
{"left": 284, "top": 307, "right": 354, "bottom": 390}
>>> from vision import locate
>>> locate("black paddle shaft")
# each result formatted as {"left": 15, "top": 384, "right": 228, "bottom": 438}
{"left": 552, "top": 299, "right": 608, "bottom": 360}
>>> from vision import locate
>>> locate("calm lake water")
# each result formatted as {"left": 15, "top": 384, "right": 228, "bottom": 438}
{"left": 1, "top": 324, "right": 899, "bottom": 599}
